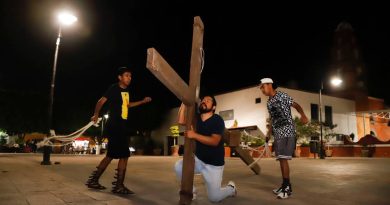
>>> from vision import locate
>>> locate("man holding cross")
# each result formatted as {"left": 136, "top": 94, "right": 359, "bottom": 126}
{"left": 174, "top": 95, "right": 237, "bottom": 203}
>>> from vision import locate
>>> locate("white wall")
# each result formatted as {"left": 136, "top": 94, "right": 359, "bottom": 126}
{"left": 215, "top": 87, "right": 267, "bottom": 134}
{"left": 214, "top": 86, "right": 358, "bottom": 138}
{"left": 155, "top": 85, "right": 359, "bottom": 150}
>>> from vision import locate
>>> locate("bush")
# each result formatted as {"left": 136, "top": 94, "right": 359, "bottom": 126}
{"left": 0, "top": 129, "right": 7, "bottom": 145}
{"left": 300, "top": 142, "right": 310, "bottom": 147}
{"left": 249, "top": 137, "right": 265, "bottom": 146}
{"left": 0, "top": 137, "right": 6, "bottom": 146}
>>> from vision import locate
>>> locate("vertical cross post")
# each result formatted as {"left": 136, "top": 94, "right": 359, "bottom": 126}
{"left": 145, "top": 16, "right": 204, "bottom": 205}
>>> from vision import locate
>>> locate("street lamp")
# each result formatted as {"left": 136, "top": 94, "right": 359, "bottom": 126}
{"left": 319, "top": 76, "right": 342, "bottom": 159}
{"left": 48, "top": 11, "right": 77, "bottom": 129}
{"left": 58, "top": 12, "right": 78, "bottom": 26}
{"left": 330, "top": 77, "right": 343, "bottom": 87}
{"left": 42, "top": 11, "right": 77, "bottom": 165}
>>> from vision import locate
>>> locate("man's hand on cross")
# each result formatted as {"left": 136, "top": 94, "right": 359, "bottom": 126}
{"left": 184, "top": 126, "right": 197, "bottom": 139}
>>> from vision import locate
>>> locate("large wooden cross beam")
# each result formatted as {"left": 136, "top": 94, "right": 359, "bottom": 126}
{"left": 146, "top": 16, "right": 204, "bottom": 205}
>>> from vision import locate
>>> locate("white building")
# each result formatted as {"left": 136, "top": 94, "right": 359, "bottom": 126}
{"left": 153, "top": 85, "right": 358, "bottom": 155}
{"left": 215, "top": 86, "right": 357, "bottom": 140}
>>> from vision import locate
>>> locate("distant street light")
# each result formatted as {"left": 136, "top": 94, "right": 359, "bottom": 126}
{"left": 318, "top": 76, "right": 343, "bottom": 159}
{"left": 42, "top": 11, "right": 77, "bottom": 166}
{"left": 330, "top": 77, "right": 343, "bottom": 87}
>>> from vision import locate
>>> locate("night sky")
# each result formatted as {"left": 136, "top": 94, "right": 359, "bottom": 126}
{"left": 0, "top": 1, "right": 389, "bottom": 132}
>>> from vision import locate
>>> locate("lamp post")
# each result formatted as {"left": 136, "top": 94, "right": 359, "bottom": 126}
{"left": 319, "top": 81, "right": 325, "bottom": 159}
{"left": 41, "top": 12, "right": 77, "bottom": 165}
{"left": 318, "top": 76, "right": 343, "bottom": 159}
{"left": 96, "top": 114, "right": 108, "bottom": 155}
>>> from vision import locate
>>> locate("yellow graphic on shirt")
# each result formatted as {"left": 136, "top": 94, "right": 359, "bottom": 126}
{"left": 121, "top": 92, "right": 130, "bottom": 119}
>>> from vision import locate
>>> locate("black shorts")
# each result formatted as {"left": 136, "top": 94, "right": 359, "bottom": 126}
{"left": 274, "top": 137, "right": 295, "bottom": 160}
{"left": 105, "top": 119, "right": 130, "bottom": 159}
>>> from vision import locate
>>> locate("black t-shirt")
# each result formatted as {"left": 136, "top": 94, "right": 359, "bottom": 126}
{"left": 103, "top": 83, "right": 130, "bottom": 121}
{"left": 195, "top": 114, "right": 225, "bottom": 166}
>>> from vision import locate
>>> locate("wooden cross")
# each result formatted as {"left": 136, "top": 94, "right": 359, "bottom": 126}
{"left": 146, "top": 16, "right": 204, "bottom": 205}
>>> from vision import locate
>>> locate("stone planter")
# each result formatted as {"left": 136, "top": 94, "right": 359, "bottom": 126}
{"left": 224, "top": 147, "right": 231, "bottom": 157}
{"left": 294, "top": 149, "right": 301, "bottom": 158}
{"left": 300, "top": 146, "right": 310, "bottom": 157}
{"left": 325, "top": 149, "right": 333, "bottom": 157}
{"left": 95, "top": 145, "right": 101, "bottom": 155}
{"left": 171, "top": 146, "right": 179, "bottom": 156}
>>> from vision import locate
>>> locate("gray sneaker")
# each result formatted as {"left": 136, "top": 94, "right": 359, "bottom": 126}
{"left": 228, "top": 181, "right": 237, "bottom": 197}
{"left": 192, "top": 191, "right": 197, "bottom": 200}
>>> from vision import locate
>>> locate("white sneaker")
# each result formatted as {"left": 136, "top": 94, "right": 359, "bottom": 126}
{"left": 276, "top": 186, "right": 292, "bottom": 199}
{"left": 227, "top": 181, "right": 237, "bottom": 197}
{"left": 273, "top": 184, "right": 292, "bottom": 195}
{"left": 273, "top": 186, "right": 282, "bottom": 195}
{"left": 192, "top": 191, "right": 197, "bottom": 200}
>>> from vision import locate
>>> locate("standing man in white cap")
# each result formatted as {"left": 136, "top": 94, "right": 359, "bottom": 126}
{"left": 259, "top": 78, "right": 308, "bottom": 199}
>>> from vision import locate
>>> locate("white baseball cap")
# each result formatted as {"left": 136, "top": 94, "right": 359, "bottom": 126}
{"left": 259, "top": 78, "right": 273, "bottom": 87}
